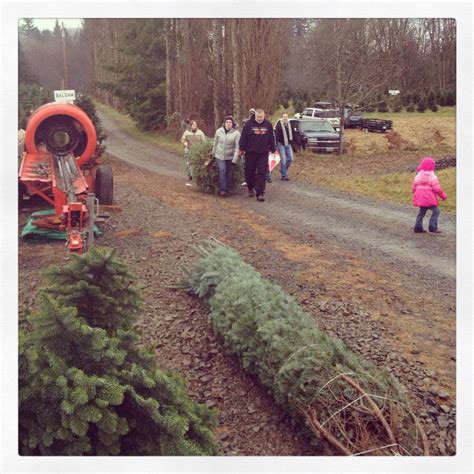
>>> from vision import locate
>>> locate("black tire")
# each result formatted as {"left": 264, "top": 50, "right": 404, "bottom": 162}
{"left": 95, "top": 165, "right": 113, "bottom": 205}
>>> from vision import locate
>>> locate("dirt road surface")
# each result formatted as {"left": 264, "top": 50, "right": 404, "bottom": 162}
{"left": 19, "top": 109, "right": 457, "bottom": 456}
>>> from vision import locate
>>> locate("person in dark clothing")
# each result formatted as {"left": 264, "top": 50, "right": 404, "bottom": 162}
{"left": 274, "top": 113, "right": 295, "bottom": 181}
{"left": 239, "top": 108, "right": 276, "bottom": 202}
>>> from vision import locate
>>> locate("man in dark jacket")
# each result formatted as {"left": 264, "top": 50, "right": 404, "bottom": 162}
{"left": 274, "top": 113, "right": 295, "bottom": 181}
{"left": 239, "top": 108, "right": 276, "bottom": 202}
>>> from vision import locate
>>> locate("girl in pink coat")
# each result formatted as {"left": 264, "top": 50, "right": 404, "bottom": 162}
{"left": 412, "top": 157, "right": 447, "bottom": 233}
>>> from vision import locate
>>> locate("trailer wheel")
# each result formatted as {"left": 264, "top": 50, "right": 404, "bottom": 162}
{"left": 95, "top": 165, "right": 113, "bottom": 205}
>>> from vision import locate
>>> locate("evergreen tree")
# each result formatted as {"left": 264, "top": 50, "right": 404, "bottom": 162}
{"left": 426, "top": 90, "right": 436, "bottom": 108}
{"left": 445, "top": 90, "right": 455, "bottom": 106}
{"left": 19, "top": 18, "right": 40, "bottom": 39}
{"left": 18, "top": 41, "right": 37, "bottom": 85}
{"left": 416, "top": 99, "right": 427, "bottom": 113}
{"left": 74, "top": 94, "right": 107, "bottom": 155}
{"left": 99, "top": 20, "right": 167, "bottom": 131}
{"left": 19, "top": 247, "right": 219, "bottom": 455}
{"left": 183, "top": 241, "right": 428, "bottom": 456}
{"left": 53, "top": 19, "right": 62, "bottom": 38}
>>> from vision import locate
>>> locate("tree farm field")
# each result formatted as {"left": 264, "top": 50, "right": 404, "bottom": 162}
{"left": 289, "top": 108, "right": 456, "bottom": 213}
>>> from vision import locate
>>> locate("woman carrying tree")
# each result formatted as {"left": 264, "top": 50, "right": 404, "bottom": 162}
{"left": 211, "top": 116, "right": 241, "bottom": 197}
{"left": 181, "top": 120, "right": 206, "bottom": 180}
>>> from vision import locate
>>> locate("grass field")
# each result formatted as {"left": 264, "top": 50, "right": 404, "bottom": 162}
{"left": 97, "top": 101, "right": 456, "bottom": 214}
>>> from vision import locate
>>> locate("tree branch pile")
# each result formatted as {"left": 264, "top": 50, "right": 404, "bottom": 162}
{"left": 182, "top": 241, "right": 429, "bottom": 456}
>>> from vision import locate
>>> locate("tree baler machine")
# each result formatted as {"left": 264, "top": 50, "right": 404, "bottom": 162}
{"left": 19, "top": 103, "right": 113, "bottom": 253}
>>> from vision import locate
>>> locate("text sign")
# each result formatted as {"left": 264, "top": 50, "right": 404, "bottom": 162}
{"left": 54, "top": 90, "right": 76, "bottom": 103}
{"left": 388, "top": 89, "right": 400, "bottom": 95}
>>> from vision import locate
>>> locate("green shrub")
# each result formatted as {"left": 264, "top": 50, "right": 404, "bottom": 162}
{"left": 183, "top": 241, "right": 428, "bottom": 456}
{"left": 187, "top": 140, "right": 245, "bottom": 195}
{"left": 445, "top": 90, "right": 455, "bottom": 106}
{"left": 416, "top": 100, "right": 427, "bottom": 113}
{"left": 430, "top": 104, "right": 439, "bottom": 112}
{"left": 406, "top": 105, "right": 415, "bottom": 112}
{"left": 19, "top": 247, "right": 219, "bottom": 456}
{"left": 377, "top": 101, "right": 389, "bottom": 113}
{"left": 18, "top": 84, "right": 52, "bottom": 130}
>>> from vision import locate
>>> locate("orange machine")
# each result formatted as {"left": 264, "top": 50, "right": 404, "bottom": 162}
{"left": 19, "top": 103, "right": 113, "bottom": 252}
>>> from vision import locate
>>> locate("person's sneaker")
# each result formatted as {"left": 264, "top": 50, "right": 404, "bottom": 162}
{"left": 414, "top": 228, "right": 427, "bottom": 233}
{"left": 429, "top": 229, "right": 442, "bottom": 233}
{"left": 267, "top": 177, "right": 272, "bottom": 183}
{"left": 248, "top": 189, "right": 254, "bottom": 197}
{"left": 241, "top": 181, "right": 247, "bottom": 187}
{"left": 219, "top": 191, "right": 227, "bottom": 197}
{"left": 256, "top": 195, "right": 265, "bottom": 202}
{"left": 281, "top": 176, "right": 290, "bottom": 181}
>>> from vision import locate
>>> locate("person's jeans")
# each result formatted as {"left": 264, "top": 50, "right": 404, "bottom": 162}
{"left": 278, "top": 143, "right": 293, "bottom": 178}
{"left": 415, "top": 206, "right": 440, "bottom": 231}
{"left": 217, "top": 159, "right": 233, "bottom": 193}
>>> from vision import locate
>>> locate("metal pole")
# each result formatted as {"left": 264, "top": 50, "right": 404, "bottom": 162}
{"left": 61, "top": 22, "right": 69, "bottom": 89}
{"left": 86, "top": 193, "right": 95, "bottom": 250}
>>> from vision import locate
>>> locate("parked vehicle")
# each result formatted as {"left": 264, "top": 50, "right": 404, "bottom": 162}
{"left": 301, "top": 108, "right": 341, "bottom": 131}
{"left": 312, "top": 101, "right": 334, "bottom": 110}
{"left": 360, "top": 118, "right": 393, "bottom": 133}
{"left": 290, "top": 119, "right": 341, "bottom": 154}
{"left": 345, "top": 110, "right": 364, "bottom": 128}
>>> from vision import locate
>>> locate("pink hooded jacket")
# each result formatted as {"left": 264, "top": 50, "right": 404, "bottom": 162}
{"left": 412, "top": 157, "right": 447, "bottom": 207}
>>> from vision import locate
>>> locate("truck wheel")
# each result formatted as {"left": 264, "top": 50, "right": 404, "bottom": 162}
{"left": 95, "top": 165, "right": 113, "bottom": 205}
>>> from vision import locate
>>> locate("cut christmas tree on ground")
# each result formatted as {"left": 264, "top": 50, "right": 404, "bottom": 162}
{"left": 183, "top": 241, "right": 429, "bottom": 456}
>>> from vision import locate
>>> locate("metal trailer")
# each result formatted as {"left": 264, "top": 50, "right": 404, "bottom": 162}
{"left": 359, "top": 118, "right": 393, "bottom": 133}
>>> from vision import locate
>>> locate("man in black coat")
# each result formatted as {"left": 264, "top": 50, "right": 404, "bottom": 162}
{"left": 238, "top": 108, "right": 276, "bottom": 202}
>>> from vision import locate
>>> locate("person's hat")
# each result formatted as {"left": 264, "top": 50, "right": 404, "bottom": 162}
{"left": 224, "top": 115, "right": 236, "bottom": 126}
{"left": 416, "top": 157, "right": 436, "bottom": 172}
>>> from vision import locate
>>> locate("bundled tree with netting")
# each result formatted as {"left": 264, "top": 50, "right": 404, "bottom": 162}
{"left": 187, "top": 140, "right": 244, "bottom": 195}
{"left": 182, "top": 241, "right": 430, "bottom": 456}
{"left": 19, "top": 247, "right": 219, "bottom": 456}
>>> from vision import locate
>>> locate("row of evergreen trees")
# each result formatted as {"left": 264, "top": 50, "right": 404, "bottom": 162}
{"left": 19, "top": 248, "right": 219, "bottom": 455}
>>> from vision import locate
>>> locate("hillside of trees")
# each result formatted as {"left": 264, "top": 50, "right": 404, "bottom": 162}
{"left": 19, "top": 18, "right": 456, "bottom": 134}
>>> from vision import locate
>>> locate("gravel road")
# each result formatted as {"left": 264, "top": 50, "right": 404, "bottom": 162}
{"left": 99, "top": 108, "right": 456, "bottom": 287}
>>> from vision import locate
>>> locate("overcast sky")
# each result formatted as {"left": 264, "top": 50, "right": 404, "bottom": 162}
{"left": 30, "top": 18, "right": 83, "bottom": 31}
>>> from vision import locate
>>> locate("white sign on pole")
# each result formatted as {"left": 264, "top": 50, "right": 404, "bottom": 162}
{"left": 54, "top": 90, "right": 76, "bottom": 103}
{"left": 388, "top": 90, "right": 400, "bottom": 96}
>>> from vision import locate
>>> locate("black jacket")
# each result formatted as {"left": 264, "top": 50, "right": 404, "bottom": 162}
{"left": 239, "top": 117, "right": 276, "bottom": 154}
{"left": 274, "top": 120, "right": 295, "bottom": 145}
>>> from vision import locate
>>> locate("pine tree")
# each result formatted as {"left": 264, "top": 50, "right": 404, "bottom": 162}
{"left": 19, "top": 18, "right": 40, "bottom": 39}
{"left": 74, "top": 94, "right": 107, "bottom": 155}
{"left": 416, "top": 99, "right": 427, "bottom": 113}
{"left": 183, "top": 241, "right": 429, "bottom": 456}
{"left": 19, "top": 247, "right": 219, "bottom": 455}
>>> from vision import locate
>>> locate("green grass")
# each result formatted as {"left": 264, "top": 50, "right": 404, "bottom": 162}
{"left": 95, "top": 101, "right": 183, "bottom": 155}
{"left": 325, "top": 167, "right": 455, "bottom": 213}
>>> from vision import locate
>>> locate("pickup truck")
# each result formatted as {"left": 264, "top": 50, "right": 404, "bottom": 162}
{"left": 290, "top": 119, "right": 341, "bottom": 154}
{"left": 359, "top": 118, "right": 393, "bottom": 133}
{"left": 301, "top": 108, "right": 341, "bottom": 131}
